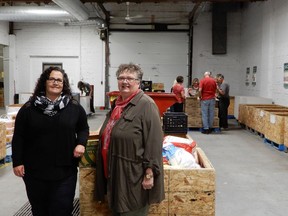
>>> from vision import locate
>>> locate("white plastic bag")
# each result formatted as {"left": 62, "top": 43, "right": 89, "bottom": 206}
{"left": 163, "top": 142, "right": 200, "bottom": 169}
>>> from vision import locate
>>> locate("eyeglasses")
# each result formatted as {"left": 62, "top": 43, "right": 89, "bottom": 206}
{"left": 117, "top": 77, "right": 139, "bottom": 82}
{"left": 47, "top": 77, "right": 63, "bottom": 84}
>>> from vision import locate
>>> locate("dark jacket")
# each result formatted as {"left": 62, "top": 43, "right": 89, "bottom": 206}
{"left": 95, "top": 90, "right": 165, "bottom": 213}
{"left": 12, "top": 99, "right": 89, "bottom": 180}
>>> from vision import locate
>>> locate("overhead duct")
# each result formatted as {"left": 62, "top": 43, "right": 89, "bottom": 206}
{"left": 0, "top": 6, "right": 76, "bottom": 23}
{"left": 52, "top": 0, "right": 90, "bottom": 21}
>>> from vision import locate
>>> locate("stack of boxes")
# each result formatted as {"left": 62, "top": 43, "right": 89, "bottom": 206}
{"left": 0, "top": 122, "right": 6, "bottom": 162}
{"left": 185, "top": 97, "right": 219, "bottom": 128}
{"left": 0, "top": 104, "right": 22, "bottom": 163}
{"left": 0, "top": 118, "right": 14, "bottom": 163}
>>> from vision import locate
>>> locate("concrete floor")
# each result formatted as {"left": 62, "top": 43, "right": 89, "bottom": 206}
{"left": 1, "top": 110, "right": 288, "bottom": 216}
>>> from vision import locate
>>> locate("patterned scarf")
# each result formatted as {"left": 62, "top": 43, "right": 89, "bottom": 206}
{"left": 34, "top": 94, "right": 70, "bottom": 116}
{"left": 101, "top": 89, "right": 140, "bottom": 178}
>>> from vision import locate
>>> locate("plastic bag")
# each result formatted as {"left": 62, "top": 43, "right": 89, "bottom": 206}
{"left": 162, "top": 142, "right": 200, "bottom": 169}
{"left": 163, "top": 135, "right": 197, "bottom": 154}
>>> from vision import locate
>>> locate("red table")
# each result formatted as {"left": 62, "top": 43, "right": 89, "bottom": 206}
{"left": 107, "top": 91, "right": 178, "bottom": 117}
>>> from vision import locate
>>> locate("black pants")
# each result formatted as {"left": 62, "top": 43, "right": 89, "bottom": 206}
{"left": 23, "top": 172, "right": 77, "bottom": 216}
{"left": 90, "top": 95, "right": 95, "bottom": 113}
{"left": 218, "top": 97, "right": 230, "bottom": 128}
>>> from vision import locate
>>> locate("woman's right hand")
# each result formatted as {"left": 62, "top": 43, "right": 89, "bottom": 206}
{"left": 13, "top": 165, "right": 25, "bottom": 177}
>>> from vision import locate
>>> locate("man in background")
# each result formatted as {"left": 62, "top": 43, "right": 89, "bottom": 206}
{"left": 216, "top": 74, "right": 230, "bottom": 129}
{"left": 199, "top": 71, "right": 217, "bottom": 134}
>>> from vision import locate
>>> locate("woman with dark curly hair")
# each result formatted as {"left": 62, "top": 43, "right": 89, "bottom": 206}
{"left": 171, "top": 75, "right": 185, "bottom": 112}
{"left": 12, "top": 66, "right": 89, "bottom": 216}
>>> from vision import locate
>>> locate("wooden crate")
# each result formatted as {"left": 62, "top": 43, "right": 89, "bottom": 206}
{"left": 238, "top": 104, "right": 282, "bottom": 125}
{"left": 185, "top": 97, "right": 201, "bottom": 108}
{"left": 164, "top": 148, "right": 215, "bottom": 215}
{"left": 228, "top": 96, "right": 235, "bottom": 116}
{"left": 251, "top": 107, "right": 288, "bottom": 134}
{"left": 79, "top": 168, "right": 111, "bottom": 216}
{"left": 79, "top": 131, "right": 100, "bottom": 168}
{"left": 263, "top": 112, "right": 288, "bottom": 145}
{"left": 284, "top": 117, "right": 288, "bottom": 147}
{"left": 79, "top": 137, "right": 215, "bottom": 215}
{"left": 0, "top": 122, "right": 6, "bottom": 160}
{"left": 188, "top": 117, "right": 219, "bottom": 128}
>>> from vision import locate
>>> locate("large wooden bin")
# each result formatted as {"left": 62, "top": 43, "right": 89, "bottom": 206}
{"left": 263, "top": 112, "right": 288, "bottom": 145}
{"left": 79, "top": 133, "right": 215, "bottom": 216}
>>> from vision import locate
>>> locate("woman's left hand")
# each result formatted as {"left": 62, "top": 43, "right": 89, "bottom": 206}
{"left": 142, "top": 176, "right": 154, "bottom": 190}
{"left": 73, "top": 144, "right": 85, "bottom": 158}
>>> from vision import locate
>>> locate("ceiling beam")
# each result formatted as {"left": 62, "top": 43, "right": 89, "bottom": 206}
{"left": 0, "top": 0, "right": 267, "bottom": 3}
{"left": 81, "top": 0, "right": 266, "bottom": 2}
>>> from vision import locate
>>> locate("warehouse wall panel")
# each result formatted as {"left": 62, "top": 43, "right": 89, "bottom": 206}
{"left": 13, "top": 23, "right": 105, "bottom": 107}
{"left": 109, "top": 32, "right": 189, "bottom": 93}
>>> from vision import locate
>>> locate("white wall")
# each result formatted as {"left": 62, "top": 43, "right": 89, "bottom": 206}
{"left": 14, "top": 23, "right": 105, "bottom": 106}
{"left": 239, "top": 0, "right": 288, "bottom": 106}
{"left": 109, "top": 32, "right": 189, "bottom": 93}
{"left": 0, "top": 22, "right": 9, "bottom": 45}
{"left": 192, "top": 10, "right": 242, "bottom": 97}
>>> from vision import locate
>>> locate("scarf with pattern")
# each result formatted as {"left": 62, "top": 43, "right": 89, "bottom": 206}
{"left": 34, "top": 94, "right": 70, "bottom": 116}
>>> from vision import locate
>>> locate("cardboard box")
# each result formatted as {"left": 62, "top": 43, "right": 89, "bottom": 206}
{"left": 0, "top": 122, "right": 6, "bottom": 160}
{"left": 152, "top": 83, "right": 164, "bottom": 91}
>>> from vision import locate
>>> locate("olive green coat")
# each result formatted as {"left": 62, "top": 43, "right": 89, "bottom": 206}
{"left": 95, "top": 91, "right": 165, "bottom": 213}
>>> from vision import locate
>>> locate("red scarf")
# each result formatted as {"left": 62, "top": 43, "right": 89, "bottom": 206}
{"left": 101, "top": 89, "right": 140, "bottom": 178}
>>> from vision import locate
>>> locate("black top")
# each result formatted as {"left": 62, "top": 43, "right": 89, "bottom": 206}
{"left": 12, "top": 99, "right": 89, "bottom": 180}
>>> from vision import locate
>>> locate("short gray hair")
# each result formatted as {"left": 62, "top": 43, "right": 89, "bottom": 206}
{"left": 116, "top": 63, "right": 143, "bottom": 81}
{"left": 204, "top": 71, "right": 211, "bottom": 77}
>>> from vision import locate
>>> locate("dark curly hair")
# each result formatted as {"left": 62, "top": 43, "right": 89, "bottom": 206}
{"left": 176, "top": 76, "right": 184, "bottom": 83}
{"left": 31, "top": 66, "right": 72, "bottom": 101}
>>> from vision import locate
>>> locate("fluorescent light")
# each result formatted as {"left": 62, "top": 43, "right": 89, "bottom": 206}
{"left": 26, "top": 9, "right": 69, "bottom": 15}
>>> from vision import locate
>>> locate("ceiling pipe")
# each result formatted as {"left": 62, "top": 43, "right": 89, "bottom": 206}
{"left": 52, "top": 0, "right": 90, "bottom": 21}
{"left": 0, "top": 6, "right": 76, "bottom": 23}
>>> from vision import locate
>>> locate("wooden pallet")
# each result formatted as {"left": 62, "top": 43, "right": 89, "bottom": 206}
{"left": 263, "top": 138, "right": 285, "bottom": 151}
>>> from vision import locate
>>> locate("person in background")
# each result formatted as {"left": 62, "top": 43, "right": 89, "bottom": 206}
{"left": 12, "top": 66, "right": 89, "bottom": 216}
{"left": 216, "top": 73, "right": 230, "bottom": 129}
{"left": 188, "top": 78, "right": 200, "bottom": 99}
{"left": 169, "top": 79, "right": 177, "bottom": 112}
{"left": 95, "top": 63, "right": 164, "bottom": 216}
{"left": 78, "top": 81, "right": 95, "bottom": 113}
{"left": 199, "top": 71, "right": 217, "bottom": 134}
{"left": 172, "top": 75, "right": 185, "bottom": 112}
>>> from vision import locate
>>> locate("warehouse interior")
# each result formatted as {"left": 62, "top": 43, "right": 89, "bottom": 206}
{"left": 1, "top": 0, "right": 288, "bottom": 215}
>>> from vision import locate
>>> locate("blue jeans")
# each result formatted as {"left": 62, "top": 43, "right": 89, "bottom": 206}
{"left": 201, "top": 98, "right": 216, "bottom": 129}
